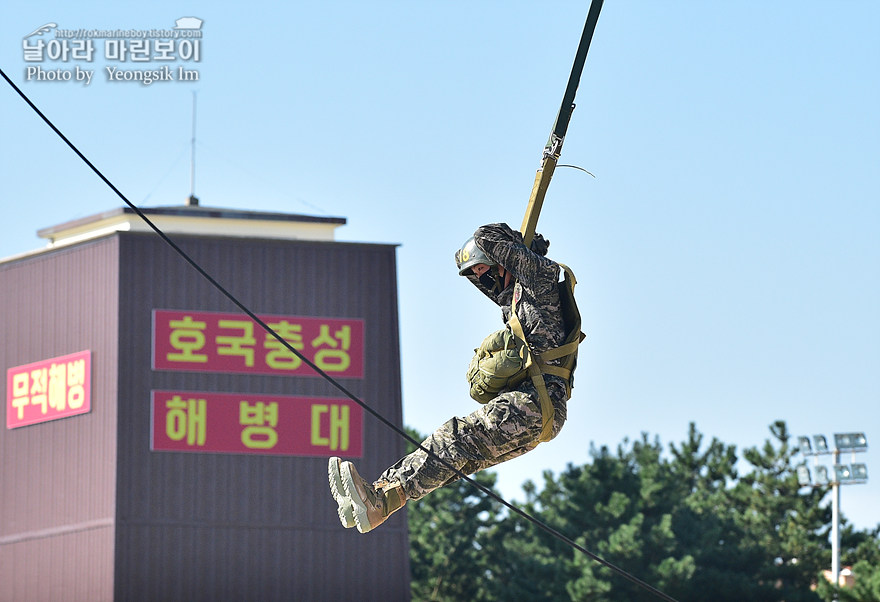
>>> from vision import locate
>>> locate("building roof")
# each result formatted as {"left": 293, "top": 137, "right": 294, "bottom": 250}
{"left": 35, "top": 204, "right": 347, "bottom": 251}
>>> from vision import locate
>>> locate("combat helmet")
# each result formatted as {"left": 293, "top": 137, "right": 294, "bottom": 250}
{"left": 455, "top": 237, "right": 495, "bottom": 276}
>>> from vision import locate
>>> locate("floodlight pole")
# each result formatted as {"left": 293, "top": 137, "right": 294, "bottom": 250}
{"left": 831, "top": 448, "right": 841, "bottom": 592}
{"left": 799, "top": 432, "right": 869, "bottom": 599}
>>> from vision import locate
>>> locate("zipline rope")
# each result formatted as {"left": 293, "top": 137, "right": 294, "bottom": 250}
{"left": 0, "top": 67, "right": 679, "bottom": 602}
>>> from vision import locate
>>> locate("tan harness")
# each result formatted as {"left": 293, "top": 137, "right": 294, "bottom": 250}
{"left": 506, "top": 263, "right": 585, "bottom": 443}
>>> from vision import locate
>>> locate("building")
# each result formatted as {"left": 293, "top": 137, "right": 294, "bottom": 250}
{"left": 1, "top": 203, "right": 410, "bottom": 601}
{"left": 821, "top": 566, "right": 856, "bottom": 589}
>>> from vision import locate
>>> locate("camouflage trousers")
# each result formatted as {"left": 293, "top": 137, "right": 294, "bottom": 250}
{"left": 377, "top": 380, "right": 568, "bottom": 501}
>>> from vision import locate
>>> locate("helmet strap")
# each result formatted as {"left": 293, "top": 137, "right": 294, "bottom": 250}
{"left": 491, "top": 265, "right": 506, "bottom": 293}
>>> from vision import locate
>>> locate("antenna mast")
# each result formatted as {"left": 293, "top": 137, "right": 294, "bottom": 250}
{"left": 187, "top": 91, "right": 199, "bottom": 206}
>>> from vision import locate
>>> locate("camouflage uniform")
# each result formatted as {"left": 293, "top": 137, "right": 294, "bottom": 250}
{"left": 378, "top": 223, "right": 570, "bottom": 500}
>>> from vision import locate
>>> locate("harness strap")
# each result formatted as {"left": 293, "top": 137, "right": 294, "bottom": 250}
{"left": 507, "top": 262, "right": 584, "bottom": 444}
{"left": 536, "top": 338, "right": 582, "bottom": 362}
{"left": 507, "top": 307, "right": 555, "bottom": 443}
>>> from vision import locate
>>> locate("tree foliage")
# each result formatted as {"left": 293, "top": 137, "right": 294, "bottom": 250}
{"left": 404, "top": 427, "right": 503, "bottom": 602}
{"left": 406, "top": 421, "right": 880, "bottom": 602}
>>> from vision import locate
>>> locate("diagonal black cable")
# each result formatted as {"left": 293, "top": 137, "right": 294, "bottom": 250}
{"left": 1, "top": 67, "right": 680, "bottom": 602}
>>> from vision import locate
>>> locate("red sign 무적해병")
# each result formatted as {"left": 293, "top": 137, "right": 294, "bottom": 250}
{"left": 152, "top": 309, "right": 364, "bottom": 378}
{"left": 150, "top": 390, "right": 363, "bottom": 457}
{"left": 6, "top": 350, "right": 91, "bottom": 429}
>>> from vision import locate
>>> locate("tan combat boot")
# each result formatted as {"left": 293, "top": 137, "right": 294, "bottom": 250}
{"left": 339, "top": 461, "right": 406, "bottom": 534}
{"left": 328, "top": 457, "right": 356, "bottom": 528}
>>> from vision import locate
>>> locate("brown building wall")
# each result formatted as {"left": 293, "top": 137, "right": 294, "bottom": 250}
{"left": 1, "top": 230, "right": 410, "bottom": 601}
{"left": 0, "top": 237, "right": 120, "bottom": 602}
{"left": 115, "top": 233, "right": 410, "bottom": 601}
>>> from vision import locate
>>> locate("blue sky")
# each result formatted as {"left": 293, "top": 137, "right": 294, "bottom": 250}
{"left": 2, "top": 2, "right": 877, "bottom": 532}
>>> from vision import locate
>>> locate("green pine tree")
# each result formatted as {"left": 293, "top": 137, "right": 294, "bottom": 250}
{"left": 405, "top": 428, "right": 503, "bottom": 602}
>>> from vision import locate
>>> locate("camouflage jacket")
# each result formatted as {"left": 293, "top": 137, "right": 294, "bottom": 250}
{"left": 465, "top": 223, "right": 568, "bottom": 392}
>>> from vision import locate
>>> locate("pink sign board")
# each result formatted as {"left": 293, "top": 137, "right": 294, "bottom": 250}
{"left": 6, "top": 350, "right": 92, "bottom": 429}
{"left": 151, "top": 390, "right": 363, "bottom": 457}
{"left": 152, "top": 309, "right": 365, "bottom": 378}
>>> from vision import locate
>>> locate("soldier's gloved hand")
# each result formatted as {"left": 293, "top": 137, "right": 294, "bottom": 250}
{"left": 530, "top": 234, "right": 550, "bottom": 256}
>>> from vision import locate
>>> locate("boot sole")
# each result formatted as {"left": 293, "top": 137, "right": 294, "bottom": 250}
{"left": 340, "top": 462, "right": 373, "bottom": 534}
{"left": 328, "top": 457, "right": 356, "bottom": 528}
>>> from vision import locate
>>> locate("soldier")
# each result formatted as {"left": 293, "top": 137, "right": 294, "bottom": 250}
{"left": 329, "top": 222, "right": 579, "bottom": 533}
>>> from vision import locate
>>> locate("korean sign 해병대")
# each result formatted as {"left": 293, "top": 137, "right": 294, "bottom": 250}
{"left": 150, "top": 390, "right": 363, "bottom": 457}
{"left": 6, "top": 350, "right": 91, "bottom": 429}
{"left": 152, "top": 309, "right": 364, "bottom": 378}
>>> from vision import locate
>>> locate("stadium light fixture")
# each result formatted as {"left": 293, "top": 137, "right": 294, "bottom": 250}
{"left": 834, "top": 465, "right": 852, "bottom": 482}
{"left": 834, "top": 432, "right": 867, "bottom": 452}
{"left": 851, "top": 464, "right": 868, "bottom": 481}
{"left": 796, "top": 465, "right": 812, "bottom": 487}
{"left": 797, "top": 436, "right": 812, "bottom": 454}
{"left": 797, "top": 431, "right": 868, "bottom": 593}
